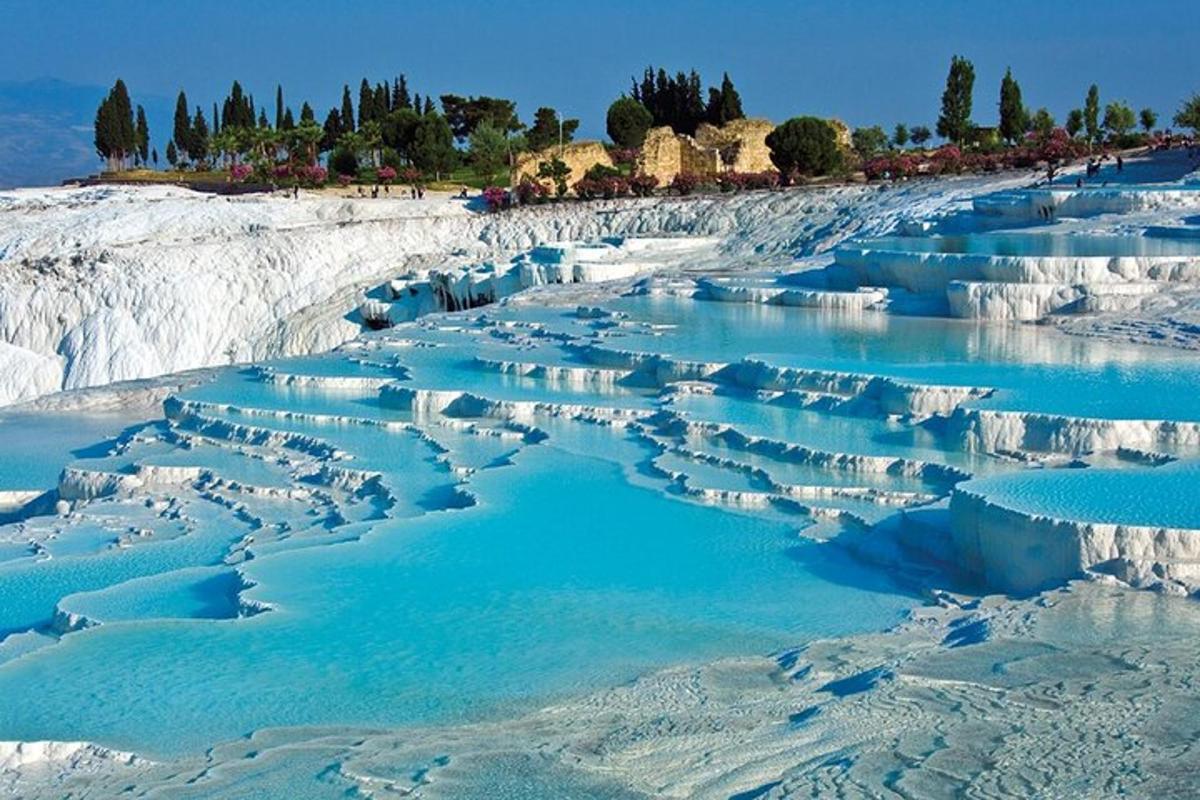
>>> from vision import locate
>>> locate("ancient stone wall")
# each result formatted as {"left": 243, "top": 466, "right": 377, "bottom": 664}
{"left": 637, "top": 118, "right": 776, "bottom": 185}
{"left": 510, "top": 141, "right": 613, "bottom": 195}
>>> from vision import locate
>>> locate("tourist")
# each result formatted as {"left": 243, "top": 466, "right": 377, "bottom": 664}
{"left": 1117, "top": 155, "right": 1124, "bottom": 172}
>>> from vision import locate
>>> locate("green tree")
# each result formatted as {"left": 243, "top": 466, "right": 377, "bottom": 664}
{"left": 212, "top": 102, "right": 220, "bottom": 135}
{"left": 358, "top": 79, "right": 375, "bottom": 128}
{"left": 526, "top": 107, "right": 579, "bottom": 152}
{"left": 173, "top": 90, "right": 191, "bottom": 161}
{"left": 998, "top": 67, "right": 1027, "bottom": 145}
{"left": 1030, "top": 108, "right": 1055, "bottom": 139}
{"left": 1140, "top": 107, "right": 1157, "bottom": 134}
{"left": 189, "top": 107, "right": 209, "bottom": 164}
{"left": 765, "top": 117, "right": 843, "bottom": 180}
{"left": 393, "top": 74, "right": 411, "bottom": 110}
{"left": 275, "top": 85, "right": 284, "bottom": 129}
{"left": 469, "top": 121, "right": 510, "bottom": 184}
{"left": 1066, "top": 108, "right": 1084, "bottom": 138}
{"left": 936, "top": 55, "right": 975, "bottom": 146}
{"left": 381, "top": 107, "right": 422, "bottom": 161}
{"left": 1084, "top": 84, "right": 1101, "bottom": 146}
{"left": 281, "top": 108, "right": 295, "bottom": 130}
{"left": 341, "top": 85, "right": 355, "bottom": 133}
{"left": 910, "top": 125, "right": 932, "bottom": 147}
{"left": 705, "top": 72, "right": 744, "bottom": 126}
{"left": 893, "top": 123, "right": 909, "bottom": 148}
{"left": 1103, "top": 100, "right": 1136, "bottom": 140}
{"left": 440, "top": 94, "right": 522, "bottom": 141}
{"left": 1175, "top": 94, "right": 1200, "bottom": 134}
{"left": 851, "top": 125, "right": 889, "bottom": 158}
{"left": 300, "top": 102, "right": 315, "bottom": 124}
{"left": 166, "top": 140, "right": 178, "bottom": 167}
{"left": 411, "top": 114, "right": 457, "bottom": 180}
{"left": 321, "top": 108, "right": 342, "bottom": 152}
{"left": 607, "top": 97, "right": 653, "bottom": 148}
{"left": 151, "top": 147, "right": 158, "bottom": 167}
{"left": 537, "top": 158, "right": 571, "bottom": 197}
{"left": 135, "top": 104, "right": 149, "bottom": 164}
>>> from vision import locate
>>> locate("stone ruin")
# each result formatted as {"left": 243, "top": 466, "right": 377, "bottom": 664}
{"left": 510, "top": 141, "right": 614, "bottom": 196}
{"left": 636, "top": 118, "right": 776, "bottom": 185}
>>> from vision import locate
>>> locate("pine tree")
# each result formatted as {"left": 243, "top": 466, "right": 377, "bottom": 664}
{"left": 135, "top": 105, "right": 149, "bottom": 164}
{"left": 936, "top": 55, "right": 975, "bottom": 145}
{"left": 300, "top": 102, "right": 315, "bottom": 123}
{"left": 341, "top": 85, "right": 355, "bottom": 133}
{"left": 275, "top": 85, "right": 284, "bottom": 129}
{"left": 998, "top": 68, "right": 1026, "bottom": 145}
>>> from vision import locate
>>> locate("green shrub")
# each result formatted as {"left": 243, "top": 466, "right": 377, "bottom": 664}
{"left": 765, "top": 117, "right": 843, "bottom": 180}
{"left": 330, "top": 147, "right": 358, "bottom": 177}
{"left": 606, "top": 97, "right": 654, "bottom": 149}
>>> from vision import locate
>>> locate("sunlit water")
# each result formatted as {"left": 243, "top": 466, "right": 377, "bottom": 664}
{"left": 1, "top": 222, "right": 1199, "bottom": 794}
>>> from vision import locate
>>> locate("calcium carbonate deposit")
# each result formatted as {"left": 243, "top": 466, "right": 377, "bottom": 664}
{"left": 2, "top": 150, "right": 1200, "bottom": 799}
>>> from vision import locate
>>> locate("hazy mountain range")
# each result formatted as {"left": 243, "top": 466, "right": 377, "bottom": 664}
{"left": 0, "top": 78, "right": 171, "bottom": 189}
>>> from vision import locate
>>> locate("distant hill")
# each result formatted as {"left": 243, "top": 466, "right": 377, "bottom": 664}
{"left": 0, "top": 78, "right": 170, "bottom": 189}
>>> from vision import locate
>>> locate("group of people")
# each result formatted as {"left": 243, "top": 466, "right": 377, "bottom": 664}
{"left": 352, "top": 183, "right": 425, "bottom": 199}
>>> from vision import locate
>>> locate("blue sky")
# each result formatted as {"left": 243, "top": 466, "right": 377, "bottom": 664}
{"left": 1, "top": 0, "right": 1198, "bottom": 184}
{"left": 5, "top": 0, "right": 1199, "bottom": 130}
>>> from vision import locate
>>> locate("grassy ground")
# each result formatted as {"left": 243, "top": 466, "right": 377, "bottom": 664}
{"left": 101, "top": 168, "right": 229, "bottom": 183}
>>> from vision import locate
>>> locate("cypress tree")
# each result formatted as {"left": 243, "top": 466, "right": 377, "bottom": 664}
{"left": 936, "top": 55, "right": 975, "bottom": 145}
{"left": 190, "top": 107, "right": 209, "bottom": 163}
{"left": 341, "top": 85, "right": 355, "bottom": 132}
{"left": 413, "top": 92, "right": 422, "bottom": 115}
{"left": 394, "top": 75, "right": 411, "bottom": 110}
{"left": 258, "top": 108, "right": 269, "bottom": 128}
{"left": 423, "top": 96, "right": 434, "bottom": 116}
{"left": 300, "top": 102, "right": 315, "bottom": 123}
{"left": 166, "top": 140, "right": 178, "bottom": 167}
{"left": 93, "top": 94, "right": 114, "bottom": 168}
{"left": 1084, "top": 84, "right": 1101, "bottom": 146}
{"left": 998, "top": 68, "right": 1026, "bottom": 145}
{"left": 282, "top": 107, "right": 295, "bottom": 130}
{"left": 275, "top": 85, "right": 284, "bottom": 129}
{"left": 322, "top": 108, "right": 341, "bottom": 151}
{"left": 213, "top": 102, "right": 220, "bottom": 135}
{"left": 135, "top": 104, "right": 149, "bottom": 164}
{"left": 359, "top": 79, "right": 374, "bottom": 128}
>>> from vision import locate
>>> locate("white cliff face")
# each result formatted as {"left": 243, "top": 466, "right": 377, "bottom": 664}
{"left": 0, "top": 174, "right": 1026, "bottom": 407}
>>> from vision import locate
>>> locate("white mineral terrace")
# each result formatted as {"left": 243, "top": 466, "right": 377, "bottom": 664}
{"left": 2, "top": 151, "right": 1200, "bottom": 798}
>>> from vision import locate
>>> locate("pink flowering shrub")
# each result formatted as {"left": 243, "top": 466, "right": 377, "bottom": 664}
{"left": 272, "top": 164, "right": 292, "bottom": 179}
{"left": 299, "top": 165, "right": 327, "bottom": 186}
{"left": 482, "top": 185, "right": 510, "bottom": 211}
{"left": 377, "top": 166, "right": 397, "bottom": 182}
{"left": 716, "top": 171, "right": 781, "bottom": 191}
{"left": 337, "top": 173, "right": 353, "bottom": 187}
{"left": 230, "top": 163, "right": 253, "bottom": 182}
{"left": 515, "top": 177, "right": 549, "bottom": 204}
